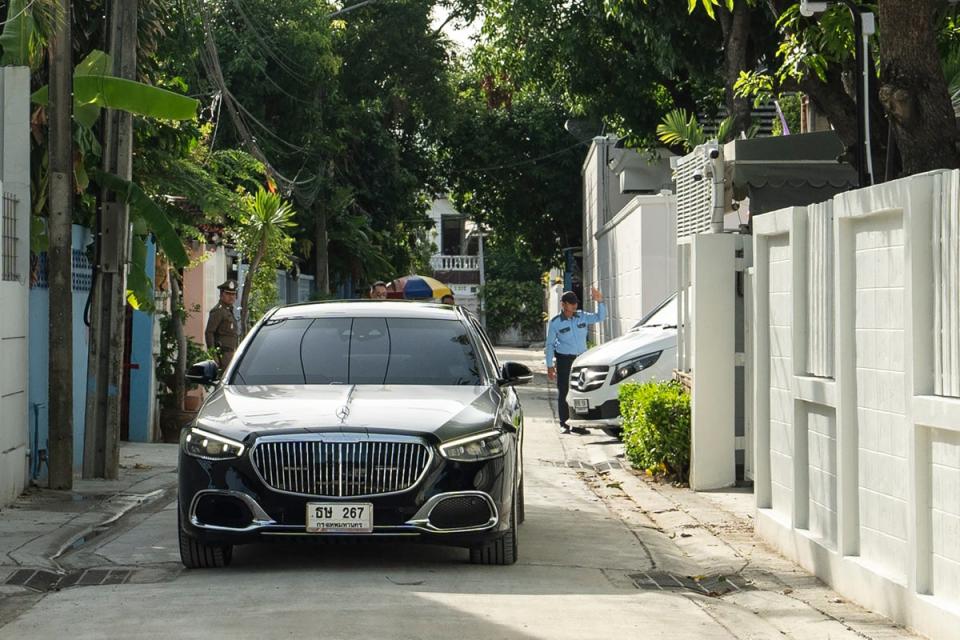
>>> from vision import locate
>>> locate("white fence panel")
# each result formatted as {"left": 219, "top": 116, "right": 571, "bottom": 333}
{"left": 751, "top": 170, "right": 960, "bottom": 640}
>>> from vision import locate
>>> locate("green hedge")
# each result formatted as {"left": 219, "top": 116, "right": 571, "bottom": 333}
{"left": 619, "top": 380, "right": 691, "bottom": 480}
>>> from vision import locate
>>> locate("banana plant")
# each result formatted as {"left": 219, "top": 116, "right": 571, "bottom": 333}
{"left": 31, "top": 50, "right": 198, "bottom": 310}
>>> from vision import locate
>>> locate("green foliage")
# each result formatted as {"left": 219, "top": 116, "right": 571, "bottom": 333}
{"left": 231, "top": 188, "right": 295, "bottom": 329}
{"left": 445, "top": 78, "right": 583, "bottom": 267}
{"left": 620, "top": 380, "right": 691, "bottom": 480}
{"left": 485, "top": 236, "right": 542, "bottom": 282}
{"left": 156, "top": 311, "right": 211, "bottom": 409}
{"left": 0, "top": 0, "right": 60, "bottom": 68}
{"left": 479, "top": 279, "right": 543, "bottom": 340}
{"left": 773, "top": 94, "right": 801, "bottom": 137}
{"left": 656, "top": 109, "right": 741, "bottom": 153}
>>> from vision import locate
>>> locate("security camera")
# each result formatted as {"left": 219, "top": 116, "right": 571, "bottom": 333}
{"left": 799, "top": 1, "right": 828, "bottom": 17}
{"left": 708, "top": 148, "right": 720, "bottom": 160}
{"left": 692, "top": 172, "right": 703, "bottom": 182}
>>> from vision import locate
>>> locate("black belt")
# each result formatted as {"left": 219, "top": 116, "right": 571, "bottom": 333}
{"left": 555, "top": 353, "right": 577, "bottom": 358}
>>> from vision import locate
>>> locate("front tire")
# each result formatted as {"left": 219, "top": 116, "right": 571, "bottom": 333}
{"left": 469, "top": 485, "right": 519, "bottom": 565}
{"left": 601, "top": 427, "right": 622, "bottom": 439}
{"left": 178, "top": 508, "right": 233, "bottom": 569}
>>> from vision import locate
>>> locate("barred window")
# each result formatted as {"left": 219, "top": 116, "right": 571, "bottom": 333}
{"left": 2, "top": 192, "right": 18, "bottom": 281}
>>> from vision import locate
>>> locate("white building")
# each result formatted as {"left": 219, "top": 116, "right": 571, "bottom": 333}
{"left": 426, "top": 198, "right": 483, "bottom": 317}
{"left": 0, "top": 67, "right": 31, "bottom": 505}
{"left": 580, "top": 136, "right": 677, "bottom": 341}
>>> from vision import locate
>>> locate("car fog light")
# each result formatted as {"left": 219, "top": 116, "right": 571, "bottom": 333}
{"left": 473, "top": 467, "right": 488, "bottom": 489}
{"left": 181, "top": 427, "right": 245, "bottom": 460}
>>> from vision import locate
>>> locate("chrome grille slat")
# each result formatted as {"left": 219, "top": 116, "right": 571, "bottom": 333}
{"left": 254, "top": 438, "right": 431, "bottom": 497}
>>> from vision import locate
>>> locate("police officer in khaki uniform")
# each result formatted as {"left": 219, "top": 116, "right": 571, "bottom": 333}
{"left": 205, "top": 279, "right": 240, "bottom": 369}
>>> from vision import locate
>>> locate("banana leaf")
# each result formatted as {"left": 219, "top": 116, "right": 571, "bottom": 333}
{"left": 94, "top": 170, "right": 189, "bottom": 268}
{"left": 126, "top": 234, "right": 153, "bottom": 311}
{"left": 0, "top": 0, "right": 35, "bottom": 66}
{"left": 33, "top": 75, "right": 198, "bottom": 126}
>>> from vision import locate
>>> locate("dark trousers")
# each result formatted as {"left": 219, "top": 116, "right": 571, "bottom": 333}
{"left": 555, "top": 353, "right": 576, "bottom": 426}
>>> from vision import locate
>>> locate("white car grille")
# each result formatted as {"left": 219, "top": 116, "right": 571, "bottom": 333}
{"left": 570, "top": 366, "right": 609, "bottom": 392}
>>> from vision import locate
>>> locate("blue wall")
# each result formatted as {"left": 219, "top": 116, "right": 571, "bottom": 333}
{"left": 28, "top": 225, "right": 92, "bottom": 477}
{"left": 27, "top": 227, "right": 157, "bottom": 479}
{"left": 127, "top": 238, "right": 156, "bottom": 442}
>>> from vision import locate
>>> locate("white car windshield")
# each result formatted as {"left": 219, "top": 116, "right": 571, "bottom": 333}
{"left": 631, "top": 294, "right": 678, "bottom": 331}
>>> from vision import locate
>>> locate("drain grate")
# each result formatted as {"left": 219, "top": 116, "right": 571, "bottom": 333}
{"left": 538, "top": 458, "right": 623, "bottom": 472}
{"left": 5, "top": 568, "right": 134, "bottom": 592}
{"left": 629, "top": 571, "right": 754, "bottom": 597}
{"left": 4, "top": 569, "right": 61, "bottom": 592}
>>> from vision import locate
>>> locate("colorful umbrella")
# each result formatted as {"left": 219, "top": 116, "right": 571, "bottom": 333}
{"left": 392, "top": 274, "right": 452, "bottom": 300}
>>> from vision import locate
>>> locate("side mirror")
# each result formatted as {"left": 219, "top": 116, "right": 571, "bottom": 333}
{"left": 499, "top": 361, "right": 533, "bottom": 387}
{"left": 186, "top": 359, "right": 220, "bottom": 386}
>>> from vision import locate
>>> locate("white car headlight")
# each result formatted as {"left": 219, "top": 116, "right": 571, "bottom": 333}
{"left": 611, "top": 351, "right": 662, "bottom": 384}
{"left": 181, "top": 427, "right": 245, "bottom": 460}
{"left": 440, "top": 430, "right": 509, "bottom": 462}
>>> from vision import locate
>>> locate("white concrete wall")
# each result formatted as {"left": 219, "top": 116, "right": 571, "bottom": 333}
{"left": 583, "top": 138, "right": 677, "bottom": 343}
{"left": 687, "top": 233, "right": 736, "bottom": 490}
{"left": 594, "top": 195, "right": 677, "bottom": 340}
{"left": 751, "top": 170, "right": 960, "bottom": 639}
{"left": 0, "top": 67, "right": 31, "bottom": 506}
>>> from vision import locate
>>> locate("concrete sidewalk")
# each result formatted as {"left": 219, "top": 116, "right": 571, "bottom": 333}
{"left": 0, "top": 443, "right": 178, "bottom": 575}
{"left": 498, "top": 346, "right": 920, "bottom": 640}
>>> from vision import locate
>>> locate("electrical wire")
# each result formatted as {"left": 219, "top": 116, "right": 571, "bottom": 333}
{"left": 448, "top": 140, "right": 589, "bottom": 174}
{"left": 0, "top": 0, "right": 37, "bottom": 26}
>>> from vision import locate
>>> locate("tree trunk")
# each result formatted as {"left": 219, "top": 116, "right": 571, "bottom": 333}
{"left": 718, "top": 0, "right": 754, "bottom": 136}
{"left": 315, "top": 209, "right": 329, "bottom": 296}
{"left": 169, "top": 269, "right": 186, "bottom": 412}
{"left": 239, "top": 242, "right": 267, "bottom": 334}
{"left": 878, "top": 0, "right": 960, "bottom": 174}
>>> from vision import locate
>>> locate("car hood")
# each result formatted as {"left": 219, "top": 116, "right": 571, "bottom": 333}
{"left": 195, "top": 384, "right": 502, "bottom": 443}
{"left": 573, "top": 326, "right": 677, "bottom": 367}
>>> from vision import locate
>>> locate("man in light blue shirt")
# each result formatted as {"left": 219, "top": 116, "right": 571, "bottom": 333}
{"left": 546, "top": 288, "right": 605, "bottom": 434}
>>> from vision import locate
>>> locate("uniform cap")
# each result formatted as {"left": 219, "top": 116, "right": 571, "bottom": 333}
{"left": 561, "top": 291, "right": 579, "bottom": 305}
{"left": 218, "top": 279, "right": 238, "bottom": 292}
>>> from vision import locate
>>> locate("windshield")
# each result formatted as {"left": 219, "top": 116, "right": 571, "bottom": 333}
{"left": 232, "top": 317, "right": 484, "bottom": 386}
{"left": 631, "top": 294, "right": 678, "bottom": 330}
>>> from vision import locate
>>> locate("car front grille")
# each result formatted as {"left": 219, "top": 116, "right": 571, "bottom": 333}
{"left": 251, "top": 438, "right": 431, "bottom": 497}
{"left": 570, "top": 366, "right": 609, "bottom": 392}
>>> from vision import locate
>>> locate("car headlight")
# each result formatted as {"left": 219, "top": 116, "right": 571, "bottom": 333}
{"left": 440, "top": 430, "right": 509, "bottom": 462}
{"left": 181, "top": 427, "right": 246, "bottom": 460}
{"left": 611, "top": 351, "right": 662, "bottom": 384}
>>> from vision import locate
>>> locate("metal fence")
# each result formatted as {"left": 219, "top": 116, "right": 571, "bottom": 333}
{"left": 2, "top": 192, "right": 18, "bottom": 281}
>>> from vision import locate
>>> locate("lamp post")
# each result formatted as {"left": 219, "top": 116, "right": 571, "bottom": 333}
{"left": 801, "top": 1, "right": 875, "bottom": 187}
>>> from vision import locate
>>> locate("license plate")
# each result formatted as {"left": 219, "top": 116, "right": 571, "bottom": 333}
{"left": 306, "top": 503, "right": 373, "bottom": 533}
{"left": 573, "top": 399, "right": 589, "bottom": 413}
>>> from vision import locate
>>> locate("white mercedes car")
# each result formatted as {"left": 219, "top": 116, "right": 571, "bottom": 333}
{"left": 566, "top": 294, "right": 678, "bottom": 437}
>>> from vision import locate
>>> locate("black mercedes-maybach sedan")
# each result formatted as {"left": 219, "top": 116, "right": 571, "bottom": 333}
{"left": 178, "top": 300, "right": 531, "bottom": 568}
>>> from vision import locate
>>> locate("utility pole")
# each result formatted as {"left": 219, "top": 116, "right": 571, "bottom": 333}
{"left": 84, "top": 0, "right": 137, "bottom": 479}
{"left": 47, "top": 0, "right": 74, "bottom": 490}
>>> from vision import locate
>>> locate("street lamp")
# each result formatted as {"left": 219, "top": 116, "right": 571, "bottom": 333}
{"left": 800, "top": 0, "right": 875, "bottom": 187}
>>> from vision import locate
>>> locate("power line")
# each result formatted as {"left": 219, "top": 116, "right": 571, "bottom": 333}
{"left": 327, "top": 0, "right": 383, "bottom": 19}
{"left": 0, "top": 0, "right": 37, "bottom": 26}
{"left": 449, "top": 140, "right": 589, "bottom": 174}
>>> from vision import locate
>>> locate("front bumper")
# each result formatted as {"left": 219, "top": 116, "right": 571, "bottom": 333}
{"left": 178, "top": 438, "right": 516, "bottom": 547}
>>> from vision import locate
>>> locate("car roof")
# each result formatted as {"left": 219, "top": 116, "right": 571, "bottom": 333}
{"left": 269, "top": 300, "right": 463, "bottom": 321}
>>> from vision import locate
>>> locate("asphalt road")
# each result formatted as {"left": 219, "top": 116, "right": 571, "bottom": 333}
{"left": 0, "top": 348, "right": 920, "bottom": 640}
